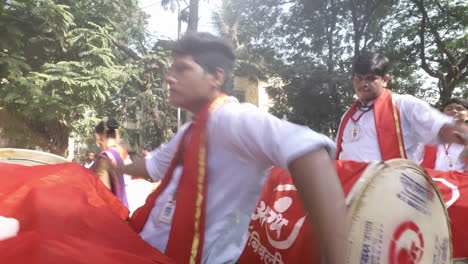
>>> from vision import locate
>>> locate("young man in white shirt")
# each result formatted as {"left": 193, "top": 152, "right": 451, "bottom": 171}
{"left": 421, "top": 98, "right": 468, "bottom": 172}
{"left": 122, "top": 32, "right": 347, "bottom": 264}
{"left": 336, "top": 51, "right": 468, "bottom": 162}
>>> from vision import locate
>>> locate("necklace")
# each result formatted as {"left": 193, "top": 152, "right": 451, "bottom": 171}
{"left": 349, "top": 106, "right": 373, "bottom": 141}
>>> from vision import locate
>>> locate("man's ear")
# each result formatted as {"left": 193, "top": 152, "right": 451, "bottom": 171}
{"left": 210, "top": 67, "right": 226, "bottom": 90}
{"left": 383, "top": 74, "right": 391, "bottom": 83}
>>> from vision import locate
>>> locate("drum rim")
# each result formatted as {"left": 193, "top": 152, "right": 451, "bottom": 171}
{"left": 346, "top": 158, "right": 453, "bottom": 262}
{"left": 345, "top": 161, "right": 386, "bottom": 207}
{"left": 0, "top": 148, "right": 69, "bottom": 165}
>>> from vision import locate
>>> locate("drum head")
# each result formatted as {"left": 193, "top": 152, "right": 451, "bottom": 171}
{"left": 0, "top": 148, "right": 68, "bottom": 166}
{"left": 347, "top": 159, "right": 452, "bottom": 264}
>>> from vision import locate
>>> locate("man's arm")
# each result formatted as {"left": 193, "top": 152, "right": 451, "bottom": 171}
{"left": 289, "top": 148, "right": 348, "bottom": 264}
{"left": 439, "top": 123, "right": 468, "bottom": 145}
{"left": 119, "top": 157, "right": 151, "bottom": 180}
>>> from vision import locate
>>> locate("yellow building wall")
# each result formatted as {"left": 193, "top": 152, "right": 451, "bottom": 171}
{"left": 233, "top": 76, "right": 275, "bottom": 111}
{"left": 233, "top": 76, "right": 259, "bottom": 106}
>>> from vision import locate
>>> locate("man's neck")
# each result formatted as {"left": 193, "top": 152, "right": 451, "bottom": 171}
{"left": 358, "top": 100, "right": 373, "bottom": 106}
{"left": 189, "top": 92, "right": 221, "bottom": 116}
{"left": 358, "top": 89, "right": 385, "bottom": 106}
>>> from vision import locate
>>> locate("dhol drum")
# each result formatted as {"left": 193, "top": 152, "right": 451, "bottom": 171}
{"left": 0, "top": 148, "right": 68, "bottom": 165}
{"left": 346, "top": 159, "right": 451, "bottom": 264}
{"left": 240, "top": 159, "right": 453, "bottom": 264}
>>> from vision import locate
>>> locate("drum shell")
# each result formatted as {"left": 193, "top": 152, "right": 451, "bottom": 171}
{"left": 346, "top": 159, "right": 452, "bottom": 264}
{"left": 0, "top": 148, "right": 68, "bottom": 166}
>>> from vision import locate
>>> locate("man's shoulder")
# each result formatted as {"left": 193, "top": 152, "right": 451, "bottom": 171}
{"left": 392, "top": 93, "right": 417, "bottom": 101}
{"left": 214, "top": 99, "right": 267, "bottom": 119}
{"left": 392, "top": 93, "right": 428, "bottom": 109}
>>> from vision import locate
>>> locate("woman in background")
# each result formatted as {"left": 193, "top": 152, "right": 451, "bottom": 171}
{"left": 92, "top": 118, "right": 130, "bottom": 207}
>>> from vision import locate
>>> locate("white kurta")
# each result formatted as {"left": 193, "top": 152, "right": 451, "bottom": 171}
{"left": 338, "top": 94, "right": 453, "bottom": 162}
{"left": 141, "top": 97, "right": 335, "bottom": 263}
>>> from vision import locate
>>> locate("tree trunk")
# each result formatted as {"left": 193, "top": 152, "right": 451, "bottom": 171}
{"left": 186, "top": 0, "right": 199, "bottom": 32}
{"left": 439, "top": 84, "right": 452, "bottom": 107}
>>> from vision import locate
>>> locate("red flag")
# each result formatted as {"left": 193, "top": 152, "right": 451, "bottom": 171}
{"left": 0, "top": 163, "right": 174, "bottom": 264}
{"left": 425, "top": 168, "right": 468, "bottom": 258}
{"left": 238, "top": 167, "right": 321, "bottom": 264}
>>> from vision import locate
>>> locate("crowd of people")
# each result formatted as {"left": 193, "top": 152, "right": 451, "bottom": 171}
{"left": 79, "top": 32, "right": 467, "bottom": 263}
{"left": 6, "top": 31, "right": 465, "bottom": 263}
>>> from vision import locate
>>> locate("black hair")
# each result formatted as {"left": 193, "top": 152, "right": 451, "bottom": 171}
{"left": 172, "top": 32, "right": 236, "bottom": 92}
{"left": 94, "top": 118, "right": 119, "bottom": 139}
{"left": 353, "top": 51, "right": 390, "bottom": 77}
{"left": 442, "top": 98, "right": 468, "bottom": 110}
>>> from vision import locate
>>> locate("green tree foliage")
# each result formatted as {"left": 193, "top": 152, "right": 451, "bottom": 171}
{"left": 101, "top": 47, "right": 176, "bottom": 149}
{"left": 0, "top": 0, "right": 174, "bottom": 155}
{"left": 386, "top": 0, "right": 467, "bottom": 105}
{"left": 212, "top": 0, "right": 267, "bottom": 93}
{"left": 239, "top": 0, "right": 394, "bottom": 135}
{"left": 238, "top": 0, "right": 466, "bottom": 136}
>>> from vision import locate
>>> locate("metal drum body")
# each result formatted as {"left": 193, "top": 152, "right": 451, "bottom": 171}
{"left": 347, "top": 159, "right": 452, "bottom": 264}
{"left": 0, "top": 148, "right": 68, "bottom": 165}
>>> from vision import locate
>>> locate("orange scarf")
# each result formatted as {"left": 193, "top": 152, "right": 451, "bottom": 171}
{"left": 130, "top": 94, "right": 228, "bottom": 264}
{"left": 336, "top": 88, "right": 407, "bottom": 160}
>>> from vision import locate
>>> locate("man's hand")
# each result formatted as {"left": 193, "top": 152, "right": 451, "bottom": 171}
{"left": 439, "top": 123, "right": 468, "bottom": 145}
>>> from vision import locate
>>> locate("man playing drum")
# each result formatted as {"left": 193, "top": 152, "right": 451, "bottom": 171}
{"left": 336, "top": 51, "right": 468, "bottom": 162}
{"left": 121, "top": 32, "right": 348, "bottom": 264}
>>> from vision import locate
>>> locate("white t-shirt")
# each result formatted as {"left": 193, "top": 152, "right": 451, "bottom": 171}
{"left": 338, "top": 94, "right": 454, "bottom": 162}
{"left": 141, "top": 97, "right": 335, "bottom": 263}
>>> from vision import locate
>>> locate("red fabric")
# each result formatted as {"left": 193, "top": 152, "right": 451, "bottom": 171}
{"left": 130, "top": 94, "right": 229, "bottom": 264}
{"left": 420, "top": 145, "right": 438, "bottom": 169}
{"left": 425, "top": 168, "right": 468, "bottom": 258}
{"left": 238, "top": 168, "right": 321, "bottom": 264}
{"left": 334, "top": 160, "right": 369, "bottom": 195}
{"left": 240, "top": 161, "right": 468, "bottom": 263}
{"left": 336, "top": 89, "right": 407, "bottom": 160}
{"left": 239, "top": 162, "right": 368, "bottom": 264}
{"left": 0, "top": 162, "right": 174, "bottom": 264}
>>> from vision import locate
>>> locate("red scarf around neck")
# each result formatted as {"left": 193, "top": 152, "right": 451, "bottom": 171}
{"left": 336, "top": 88, "right": 407, "bottom": 161}
{"left": 129, "top": 94, "right": 229, "bottom": 264}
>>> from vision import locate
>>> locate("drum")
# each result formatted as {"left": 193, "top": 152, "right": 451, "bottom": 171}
{"left": 0, "top": 148, "right": 68, "bottom": 165}
{"left": 347, "top": 159, "right": 452, "bottom": 264}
